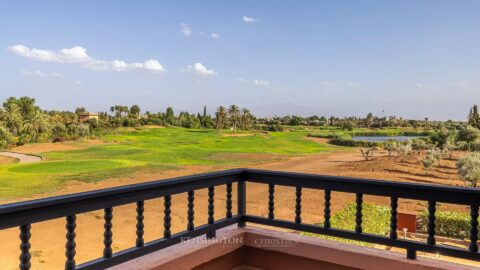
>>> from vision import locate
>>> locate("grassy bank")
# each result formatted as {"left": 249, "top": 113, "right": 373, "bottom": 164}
{"left": 308, "top": 127, "right": 431, "bottom": 147}
{"left": 0, "top": 127, "right": 332, "bottom": 199}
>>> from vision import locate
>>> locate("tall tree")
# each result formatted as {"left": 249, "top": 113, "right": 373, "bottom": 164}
{"left": 23, "top": 110, "right": 50, "bottom": 142}
{"left": 468, "top": 105, "right": 480, "bottom": 128}
{"left": 166, "top": 107, "right": 175, "bottom": 125}
{"left": 215, "top": 106, "right": 227, "bottom": 133}
{"left": 75, "top": 107, "right": 86, "bottom": 115}
{"left": 227, "top": 105, "right": 240, "bottom": 132}
{"left": 130, "top": 105, "right": 141, "bottom": 119}
{"left": 366, "top": 112, "right": 374, "bottom": 128}
{"left": 1, "top": 102, "right": 23, "bottom": 135}
{"left": 202, "top": 105, "right": 207, "bottom": 127}
{"left": 4, "top": 96, "right": 37, "bottom": 118}
{"left": 240, "top": 108, "right": 252, "bottom": 130}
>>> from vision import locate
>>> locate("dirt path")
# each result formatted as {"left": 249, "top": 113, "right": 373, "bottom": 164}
{"left": 0, "top": 151, "right": 42, "bottom": 163}
{"left": 252, "top": 150, "right": 364, "bottom": 174}
{"left": 0, "top": 149, "right": 473, "bottom": 269}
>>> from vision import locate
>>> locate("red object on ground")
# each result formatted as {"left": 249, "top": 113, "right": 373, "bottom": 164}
{"left": 397, "top": 212, "right": 417, "bottom": 233}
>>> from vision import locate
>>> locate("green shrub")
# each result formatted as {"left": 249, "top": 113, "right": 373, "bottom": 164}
{"left": 457, "top": 153, "right": 480, "bottom": 188}
{"left": 0, "top": 126, "right": 15, "bottom": 149}
{"left": 304, "top": 204, "right": 475, "bottom": 246}
{"left": 350, "top": 130, "right": 432, "bottom": 137}
{"left": 303, "top": 204, "right": 390, "bottom": 246}
{"left": 417, "top": 210, "right": 472, "bottom": 239}
{"left": 330, "top": 136, "right": 383, "bottom": 147}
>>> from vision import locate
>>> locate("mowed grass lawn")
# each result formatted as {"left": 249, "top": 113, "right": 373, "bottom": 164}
{"left": 0, "top": 127, "right": 333, "bottom": 199}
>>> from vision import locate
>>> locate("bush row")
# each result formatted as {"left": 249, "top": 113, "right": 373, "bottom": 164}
{"left": 304, "top": 204, "right": 473, "bottom": 244}
{"left": 329, "top": 136, "right": 383, "bottom": 147}
{"left": 417, "top": 210, "right": 473, "bottom": 239}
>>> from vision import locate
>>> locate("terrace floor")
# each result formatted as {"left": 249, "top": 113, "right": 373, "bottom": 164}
{"left": 110, "top": 226, "right": 477, "bottom": 270}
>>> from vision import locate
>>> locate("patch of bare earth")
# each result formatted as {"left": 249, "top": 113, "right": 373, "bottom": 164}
{"left": 11, "top": 139, "right": 106, "bottom": 154}
{"left": 0, "top": 155, "right": 17, "bottom": 164}
{"left": 306, "top": 136, "right": 334, "bottom": 145}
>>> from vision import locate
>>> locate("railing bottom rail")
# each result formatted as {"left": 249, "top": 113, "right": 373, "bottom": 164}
{"left": 78, "top": 216, "right": 240, "bottom": 270}
{"left": 244, "top": 215, "right": 480, "bottom": 261}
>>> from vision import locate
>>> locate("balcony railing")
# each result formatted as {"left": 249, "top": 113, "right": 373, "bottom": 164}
{"left": 0, "top": 168, "right": 479, "bottom": 270}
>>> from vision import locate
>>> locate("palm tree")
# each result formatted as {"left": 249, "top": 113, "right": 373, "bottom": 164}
{"left": 23, "top": 110, "right": 50, "bottom": 142}
{"left": 215, "top": 106, "right": 227, "bottom": 133}
{"left": 1, "top": 102, "right": 23, "bottom": 135}
{"left": 121, "top": 106, "right": 129, "bottom": 117}
{"left": 228, "top": 105, "right": 240, "bottom": 132}
{"left": 240, "top": 108, "right": 252, "bottom": 130}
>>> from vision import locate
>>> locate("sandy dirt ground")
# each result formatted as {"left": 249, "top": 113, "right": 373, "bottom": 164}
{"left": 0, "top": 155, "right": 17, "bottom": 164}
{"left": 0, "top": 151, "right": 42, "bottom": 163}
{"left": 11, "top": 139, "right": 105, "bottom": 154}
{"left": 0, "top": 143, "right": 474, "bottom": 269}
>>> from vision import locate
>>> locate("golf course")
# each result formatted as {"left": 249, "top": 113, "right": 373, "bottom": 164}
{"left": 0, "top": 127, "right": 334, "bottom": 199}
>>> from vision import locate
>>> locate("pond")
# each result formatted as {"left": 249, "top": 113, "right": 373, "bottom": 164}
{"left": 352, "top": 136, "right": 423, "bottom": 142}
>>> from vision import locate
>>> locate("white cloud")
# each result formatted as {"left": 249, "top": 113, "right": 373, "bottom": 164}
{"left": 180, "top": 22, "right": 192, "bottom": 36}
{"left": 235, "top": 78, "right": 273, "bottom": 86}
{"left": 415, "top": 82, "right": 424, "bottom": 89}
{"left": 243, "top": 16, "right": 258, "bottom": 23}
{"left": 254, "top": 79, "right": 271, "bottom": 86}
{"left": 211, "top": 33, "right": 220, "bottom": 39}
{"left": 8, "top": 44, "right": 166, "bottom": 73}
{"left": 183, "top": 63, "right": 218, "bottom": 76}
{"left": 21, "top": 70, "right": 63, "bottom": 78}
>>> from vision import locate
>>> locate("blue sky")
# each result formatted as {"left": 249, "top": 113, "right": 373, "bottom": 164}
{"left": 1, "top": 1, "right": 479, "bottom": 120}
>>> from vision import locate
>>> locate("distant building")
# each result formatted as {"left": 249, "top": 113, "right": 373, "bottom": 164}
{"left": 79, "top": 112, "right": 99, "bottom": 122}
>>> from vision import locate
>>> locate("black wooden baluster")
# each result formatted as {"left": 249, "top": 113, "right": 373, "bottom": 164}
{"left": 407, "top": 248, "right": 417, "bottom": 260}
{"left": 324, "top": 190, "right": 331, "bottom": 229}
{"left": 19, "top": 224, "right": 31, "bottom": 270}
{"left": 390, "top": 197, "right": 398, "bottom": 240}
{"left": 187, "top": 191, "right": 195, "bottom": 231}
{"left": 226, "top": 183, "right": 233, "bottom": 218}
{"left": 207, "top": 186, "right": 216, "bottom": 238}
{"left": 469, "top": 204, "right": 479, "bottom": 252}
{"left": 164, "top": 195, "right": 172, "bottom": 238}
{"left": 268, "top": 184, "right": 275, "bottom": 219}
{"left": 65, "top": 215, "right": 76, "bottom": 270}
{"left": 238, "top": 179, "right": 246, "bottom": 228}
{"left": 295, "top": 187, "right": 302, "bottom": 224}
{"left": 136, "top": 201, "right": 145, "bottom": 247}
{"left": 103, "top": 207, "right": 113, "bottom": 258}
{"left": 427, "top": 200, "right": 436, "bottom": 245}
{"left": 355, "top": 193, "right": 363, "bottom": 234}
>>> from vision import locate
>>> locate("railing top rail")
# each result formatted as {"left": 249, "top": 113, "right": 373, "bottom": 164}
{"left": 1, "top": 168, "right": 479, "bottom": 229}
{"left": 3, "top": 168, "right": 480, "bottom": 215}
{"left": 244, "top": 169, "right": 480, "bottom": 205}
{"left": 0, "top": 168, "right": 243, "bottom": 214}
{"left": 0, "top": 169, "right": 243, "bottom": 229}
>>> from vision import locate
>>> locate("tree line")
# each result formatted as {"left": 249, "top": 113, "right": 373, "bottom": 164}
{"left": 0, "top": 96, "right": 479, "bottom": 150}
{"left": 0, "top": 96, "right": 258, "bottom": 148}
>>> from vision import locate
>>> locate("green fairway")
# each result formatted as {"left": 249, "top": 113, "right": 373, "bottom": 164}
{"left": 0, "top": 127, "right": 333, "bottom": 199}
